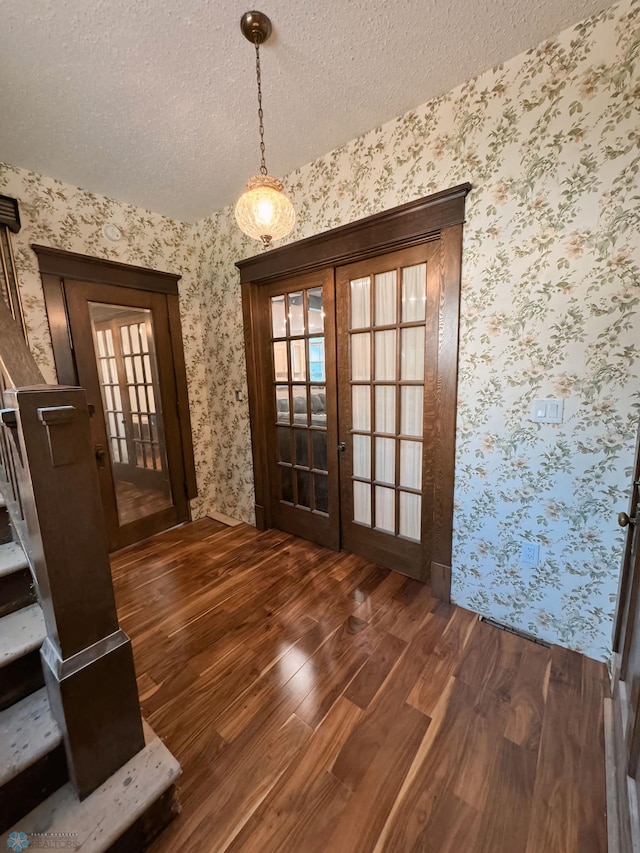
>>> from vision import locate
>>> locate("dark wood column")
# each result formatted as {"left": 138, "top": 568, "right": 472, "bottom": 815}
{"left": 4, "top": 382, "right": 144, "bottom": 798}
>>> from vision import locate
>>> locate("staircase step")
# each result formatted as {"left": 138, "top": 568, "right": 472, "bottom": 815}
{"left": 0, "top": 542, "right": 35, "bottom": 619}
{"left": 0, "top": 688, "right": 67, "bottom": 833}
{"left": 10, "top": 723, "right": 181, "bottom": 852}
{"left": 0, "top": 604, "right": 45, "bottom": 666}
{"left": 0, "top": 604, "right": 46, "bottom": 711}
{"left": 0, "top": 542, "right": 28, "bottom": 577}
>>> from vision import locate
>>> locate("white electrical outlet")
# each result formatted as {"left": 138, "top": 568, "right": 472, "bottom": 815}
{"left": 520, "top": 542, "right": 540, "bottom": 566}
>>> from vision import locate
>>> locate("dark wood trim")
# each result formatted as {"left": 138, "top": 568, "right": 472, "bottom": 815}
{"left": 41, "top": 273, "right": 78, "bottom": 385}
{"left": 32, "top": 245, "right": 180, "bottom": 294}
{"left": 428, "top": 224, "right": 463, "bottom": 601}
{"left": 430, "top": 562, "right": 452, "bottom": 603}
{"left": 236, "top": 184, "right": 471, "bottom": 284}
{"left": 167, "top": 297, "right": 198, "bottom": 501}
{"left": 241, "top": 281, "right": 270, "bottom": 531}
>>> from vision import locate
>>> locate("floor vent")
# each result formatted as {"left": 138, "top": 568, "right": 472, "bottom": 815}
{"left": 478, "top": 615, "right": 551, "bottom": 647}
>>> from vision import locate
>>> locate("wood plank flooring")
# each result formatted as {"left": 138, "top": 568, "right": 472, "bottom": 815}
{"left": 110, "top": 518, "right": 609, "bottom": 853}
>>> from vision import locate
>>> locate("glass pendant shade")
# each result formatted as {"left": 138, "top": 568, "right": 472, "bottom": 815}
{"left": 235, "top": 174, "right": 295, "bottom": 248}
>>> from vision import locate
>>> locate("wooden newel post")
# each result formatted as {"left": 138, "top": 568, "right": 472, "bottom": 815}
{"left": 4, "top": 382, "right": 145, "bottom": 799}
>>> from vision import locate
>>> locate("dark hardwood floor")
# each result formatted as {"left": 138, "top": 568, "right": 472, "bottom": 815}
{"left": 110, "top": 518, "right": 608, "bottom": 852}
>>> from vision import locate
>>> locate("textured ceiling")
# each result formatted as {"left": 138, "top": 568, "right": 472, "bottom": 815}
{"left": 0, "top": 0, "right": 614, "bottom": 221}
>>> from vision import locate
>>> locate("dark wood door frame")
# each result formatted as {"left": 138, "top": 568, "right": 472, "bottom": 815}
{"left": 238, "top": 183, "right": 470, "bottom": 601}
{"left": 33, "top": 245, "right": 198, "bottom": 504}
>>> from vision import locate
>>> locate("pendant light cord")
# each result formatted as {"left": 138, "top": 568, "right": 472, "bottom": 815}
{"left": 254, "top": 37, "right": 268, "bottom": 176}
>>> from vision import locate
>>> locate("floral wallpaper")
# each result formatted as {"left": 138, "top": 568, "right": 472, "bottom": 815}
{"left": 196, "top": 0, "right": 640, "bottom": 661}
{"left": 0, "top": 164, "right": 215, "bottom": 519}
{"left": 2, "top": 0, "right": 638, "bottom": 660}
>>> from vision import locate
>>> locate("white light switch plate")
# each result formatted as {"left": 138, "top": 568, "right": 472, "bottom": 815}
{"left": 531, "top": 398, "right": 564, "bottom": 424}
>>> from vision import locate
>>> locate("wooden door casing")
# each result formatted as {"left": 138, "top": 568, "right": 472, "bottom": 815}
{"left": 240, "top": 186, "right": 468, "bottom": 600}
{"left": 35, "top": 246, "right": 197, "bottom": 553}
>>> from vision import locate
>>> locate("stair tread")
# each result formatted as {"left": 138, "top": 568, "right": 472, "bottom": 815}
{"left": 0, "top": 604, "right": 45, "bottom": 667}
{"left": 0, "top": 541, "right": 29, "bottom": 578}
{"left": 11, "top": 726, "right": 181, "bottom": 851}
{"left": 0, "top": 687, "right": 62, "bottom": 788}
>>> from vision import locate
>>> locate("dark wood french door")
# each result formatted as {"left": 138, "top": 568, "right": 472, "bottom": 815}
{"left": 336, "top": 243, "right": 440, "bottom": 578}
{"left": 611, "top": 421, "right": 640, "bottom": 845}
{"left": 259, "top": 269, "right": 340, "bottom": 549}
{"left": 241, "top": 185, "right": 468, "bottom": 596}
{"left": 256, "top": 242, "right": 443, "bottom": 581}
{"left": 63, "top": 281, "right": 191, "bottom": 550}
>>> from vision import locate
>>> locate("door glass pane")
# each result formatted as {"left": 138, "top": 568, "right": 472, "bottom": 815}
{"left": 309, "top": 338, "right": 325, "bottom": 381}
{"left": 276, "top": 386, "right": 290, "bottom": 423}
{"left": 297, "top": 470, "right": 311, "bottom": 508}
{"left": 312, "top": 432, "right": 327, "bottom": 472}
{"left": 402, "top": 263, "right": 426, "bottom": 322}
{"left": 375, "top": 386, "right": 396, "bottom": 434}
{"left": 401, "top": 327, "right": 425, "bottom": 380}
{"left": 307, "top": 287, "right": 324, "bottom": 333}
{"left": 280, "top": 466, "right": 293, "bottom": 503}
{"left": 288, "top": 292, "right": 305, "bottom": 335}
{"left": 401, "top": 386, "right": 423, "bottom": 436}
{"left": 353, "top": 481, "right": 372, "bottom": 526}
{"left": 375, "top": 271, "right": 396, "bottom": 326}
{"left": 292, "top": 386, "right": 308, "bottom": 425}
{"left": 400, "top": 441, "right": 422, "bottom": 490}
{"left": 271, "top": 295, "right": 287, "bottom": 337}
{"left": 314, "top": 474, "right": 329, "bottom": 514}
{"left": 375, "top": 486, "right": 395, "bottom": 533}
{"left": 273, "top": 341, "right": 288, "bottom": 381}
{"left": 351, "top": 277, "right": 371, "bottom": 329}
{"left": 278, "top": 427, "right": 292, "bottom": 464}
{"left": 400, "top": 491, "right": 421, "bottom": 540}
{"left": 295, "top": 429, "right": 309, "bottom": 467}
{"left": 310, "top": 386, "right": 326, "bottom": 425}
{"left": 88, "top": 302, "right": 172, "bottom": 527}
{"left": 375, "top": 330, "right": 396, "bottom": 380}
{"left": 352, "top": 386, "right": 371, "bottom": 431}
{"left": 353, "top": 434, "right": 371, "bottom": 480}
{"left": 351, "top": 333, "right": 371, "bottom": 380}
{"left": 290, "top": 340, "right": 306, "bottom": 381}
{"left": 375, "top": 438, "right": 395, "bottom": 485}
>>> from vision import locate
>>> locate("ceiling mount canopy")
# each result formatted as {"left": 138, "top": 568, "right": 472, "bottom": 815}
{"left": 234, "top": 10, "right": 296, "bottom": 250}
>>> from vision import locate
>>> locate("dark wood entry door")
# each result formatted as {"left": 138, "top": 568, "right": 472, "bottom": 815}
{"left": 611, "top": 421, "right": 640, "bottom": 845}
{"left": 336, "top": 243, "right": 440, "bottom": 580}
{"left": 64, "top": 281, "right": 190, "bottom": 550}
{"left": 259, "top": 268, "right": 340, "bottom": 549}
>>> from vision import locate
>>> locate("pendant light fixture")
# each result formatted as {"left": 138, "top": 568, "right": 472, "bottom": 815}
{"left": 235, "top": 11, "right": 295, "bottom": 249}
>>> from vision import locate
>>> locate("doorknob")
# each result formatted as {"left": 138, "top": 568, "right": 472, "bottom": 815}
{"left": 94, "top": 444, "right": 107, "bottom": 466}
{"left": 338, "top": 442, "right": 346, "bottom": 453}
{"left": 618, "top": 512, "right": 637, "bottom": 527}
